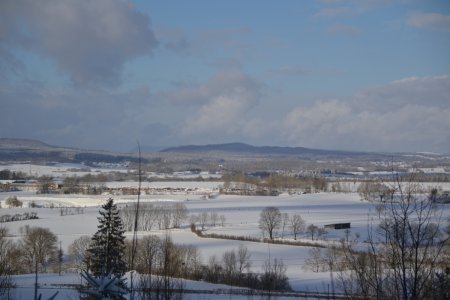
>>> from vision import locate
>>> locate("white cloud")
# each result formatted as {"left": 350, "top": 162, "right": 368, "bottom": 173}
{"left": 164, "top": 70, "right": 260, "bottom": 106}
{"left": 0, "top": 81, "right": 172, "bottom": 151}
{"left": 407, "top": 12, "right": 450, "bottom": 31}
{"left": 282, "top": 99, "right": 352, "bottom": 147}
{"left": 177, "top": 70, "right": 261, "bottom": 138}
{"left": 172, "top": 74, "right": 450, "bottom": 152}
{"left": 180, "top": 94, "right": 256, "bottom": 137}
{"left": 2, "top": 69, "right": 449, "bottom": 152}
{"left": 0, "top": 0, "right": 158, "bottom": 87}
{"left": 280, "top": 75, "right": 450, "bottom": 152}
{"left": 353, "top": 75, "right": 450, "bottom": 112}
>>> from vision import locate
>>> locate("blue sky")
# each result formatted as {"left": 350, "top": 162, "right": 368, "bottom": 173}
{"left": 1, "top": 0, "right": 449, "bottom": 153}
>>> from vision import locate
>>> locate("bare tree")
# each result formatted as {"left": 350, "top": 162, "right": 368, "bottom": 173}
{"left": 0, "top": 227, "right": 13, "bottom": 297}
{"left": 236, "top": 244, "right": 251, "bottom": 278}
{"left": 37, "top": 176, "right": 53, "bottom": 194}
{"left": 357, "top": 180, "right": 391, "bottom": 202}
{"left": 260, "top": 258, "right": 291, "bottom": 292}
{"left": 142, "top": 204, "right": 157, "bottom": 231}
{"left": 281, "top": 213, "right": 289, "bottom": 238}
{"left": 306, "top": 224, "right": 319, "bottom": 241}
{"left": 159, "top": 233, "right": 183, "bottom": 299}
{"left": 219, "top": 214, "right": 226, "bottom": 227}
{"left": 189, "top": 214, "right": 199, "bottom": 229}
{"left": 161, "top": 206, "right": 173, "bottom": 230}
{"left": 182, "top": 245, "right": 202, "bottom": 280}
{"left": 121, "top": 203, "right": 171, "bottom": 232}
{"left": 198, "top": 211, "right": 209, "bottom": 231}
{"left": 172, "top": 203, "right": 188, "bottom": 228}
{"left": 119, "top": 205, "right": 135, "bottom": 231}
{"left": 21, "top": 226, "right": 57, "bottom": 300}
{"left": 304, "top": 247, "right": 324, "bottom": 272}
{"left": 205, "top": 255, "right": 222, "bottom": 283}
{"left": 377, "top": 178, "right": 446, "bottom": 299}
{"left": 290, "top": 214, "right": 305, "bottom": 240}
{"left": 62, "top": 176, "right": 81, "bottom": 194}
{"left": 68, "top": 236, "right": 92, "bottom": 272}
{"left": 136, "top": 235, "right": 161, "bottom": 297}
{"left": 222, "top": 250, "right": 237, "bottom": 284}
{"left": 338, "top": 175, "right": 450, "bottom": 299}
{"left": 259, "top": 207, "right": 282, "bottom": 240}
{"left": 210, "top": 212, "right": 219, "bottom": 227}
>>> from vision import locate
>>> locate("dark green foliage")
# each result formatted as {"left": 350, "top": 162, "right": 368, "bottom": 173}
{"left": 88, "top": 198, "right": 126, "bottom": 277}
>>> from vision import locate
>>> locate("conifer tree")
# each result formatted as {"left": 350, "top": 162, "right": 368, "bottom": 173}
{"left": 88, "top": 198, "right": 126, "bottom": 277}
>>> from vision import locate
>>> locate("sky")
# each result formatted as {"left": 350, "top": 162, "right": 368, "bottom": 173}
{"left": 1, "top": 0, "right": 449, "bottom": 153}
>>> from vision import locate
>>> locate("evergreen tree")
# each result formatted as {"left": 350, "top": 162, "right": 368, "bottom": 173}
{"left": 88, "top": 198, "right": 126, "bottom": 277}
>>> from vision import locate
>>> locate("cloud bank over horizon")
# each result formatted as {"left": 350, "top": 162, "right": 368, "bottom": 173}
{"left": 1, "top": 0, "right": 449, "bottom": 153}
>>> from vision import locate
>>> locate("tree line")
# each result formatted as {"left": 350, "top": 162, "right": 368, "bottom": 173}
{"left": 119, "top": 203, "right": 188, "bottom": 231}
{"left": 259, "top": 206, "right": 327, "bottom": 241}
{"left": 0, "top": 212, "right": 38, "bottom": 223}
{"left": 221, "top": 172, "right": 328, "bottom": 195}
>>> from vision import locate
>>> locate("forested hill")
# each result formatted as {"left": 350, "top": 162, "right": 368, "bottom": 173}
{"left": 161, "top": 142, "right": 365, "bottom": 157}
{"left": 0, "top": 138, "right": 61, "bottom": 150}
{"left": 0, "top": 138, "right": 142, "bottom": 164}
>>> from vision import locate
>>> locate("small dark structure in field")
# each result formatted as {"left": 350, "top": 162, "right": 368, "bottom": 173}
{"left": 324, "top": 222, "right": 351, "bottom": 230}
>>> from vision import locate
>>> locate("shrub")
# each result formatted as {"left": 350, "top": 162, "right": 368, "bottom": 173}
{"left": 5, "top": 196, "right": 22, "bottom": 208}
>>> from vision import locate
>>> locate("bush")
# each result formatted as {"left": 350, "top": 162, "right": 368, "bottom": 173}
{"left": 0, "top": 212, "right": 38, "bottom": 223}
{"left": 5, "top": 196, "right": 22, "bottom": 208}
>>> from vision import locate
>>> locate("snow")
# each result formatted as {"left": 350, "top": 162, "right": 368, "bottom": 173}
{"left": 105, "top": 180, "right": 222, "bottom": 190}
{"left": 0, "top": 163, "right": 129, "bottom": 177}
{"left": 2, "top": 180, "right": 450, "bottom": 297}
{"left": 9, "top": 272, "right": 326, "bottom": 299}
{"left": 416, "top": 167, "right": 449, "bottom": 174}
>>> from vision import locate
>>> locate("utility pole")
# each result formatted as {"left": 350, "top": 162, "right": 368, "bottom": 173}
{"left": 34, "top": 259, "right": 38, "bottom": 300}
{"left": 58, "top": 241, "right": 63, "bottom": 276}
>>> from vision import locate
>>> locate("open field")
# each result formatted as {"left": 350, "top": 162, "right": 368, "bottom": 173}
{"left": 2, "top": 177, "right": 450, "bottom": 298}
{"left": 1, "top": 162, "right": 450, "bottom": 298}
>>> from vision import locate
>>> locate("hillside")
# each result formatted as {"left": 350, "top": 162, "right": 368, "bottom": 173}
{"left": 1, "top": 139, "right": 448, "bottom": 173}
{"left": 162, "top": 142, "right": 369, "bottom": 157}
{"left": 0, "top": 138, "right": 141, "bottom": 164}
{"left": 0, "top": 138, "right": 62, "bottom": 150}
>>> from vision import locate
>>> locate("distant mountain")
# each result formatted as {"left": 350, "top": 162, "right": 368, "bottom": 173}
{"left": 160, "top": 142, "right": 365, "bottom": 157}
{"left": 2, "top": 139, "right": 445, "bottom": 169}
{"left": 0, "top": 138, "right": 60, "bottom": 150}
{"left": 130, "top": 144, "right": 168, "bottom": 153}
{"left": 0, "top": 138, "right": 143, "bottom": 164}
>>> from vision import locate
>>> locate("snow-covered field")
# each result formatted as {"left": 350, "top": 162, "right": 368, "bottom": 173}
{"left": 0, "top": 163, "right": 221, "bottom": 180}
{"left": 1, "top": 180, "right": 450, "bottom": 299}
{"left": 10, "top": 273, "right": 322, "bottom": 300}
{"left": 0, "top": 163, "right": 129, "bottom": 177}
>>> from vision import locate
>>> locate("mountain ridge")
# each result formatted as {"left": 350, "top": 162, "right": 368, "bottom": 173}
{"left": 0, "top": 138, "right": 58, "bottom": 150}
{"left": 0, "top": 138, "right": 141, "bottom": 164}
{"left": 160, "top": 142, "right": 368, "bottom": 156}
{"left": 1, "top": 138, "right": 446, "bottom": 164}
